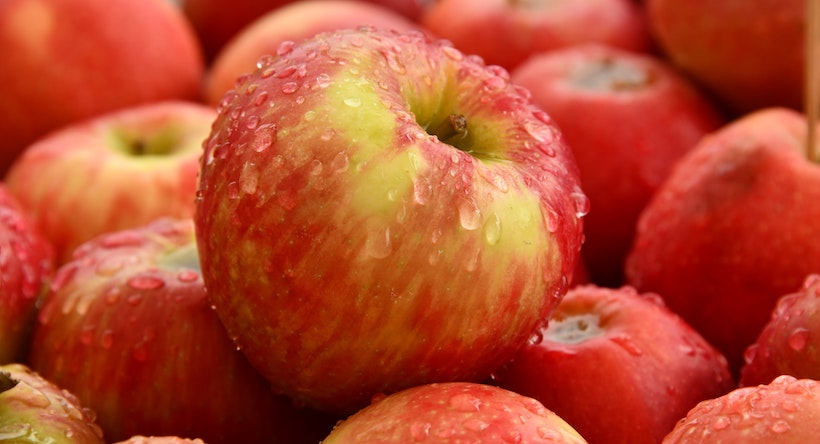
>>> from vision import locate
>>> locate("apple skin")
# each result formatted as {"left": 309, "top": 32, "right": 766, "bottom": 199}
{"left": 645, "top": 0, "right": 804, "bottom": 115}
{"left": 662, "top": 375, "right": 820, "bottom": 443}
{"left": 0, "top": 363, "right": 104, "bottom": 443}
{"left": 420, "top": 0, "right": 652, "bottom": 71}
{"left": 0, "top": 0, "right": 204, "bottom": 176}
{"left": 511, "top": 43, "right": 725, "bottom": 287}
{"left": 0, "top": 184, "right": 54, "bottom": 364}
{"left": 195, "top": 27, "right": 586, "bottom": 414}
{"left": 27, "top": 218, "right": 335, "bottom": 444}
{"left": 322, "top": 382, "right": 588, "bottom": 443}
{"left": 624, "top": 107, "right": 820, "bottom": 375}
{"left": 4, "top": 101, "right": 216, "bottom": 265}
{"left": 740, "top": 274, "right": 820, "bottom": 387}
{"left": 493, "top": 285, "right": 734, "bottom": 444}
{"left": 204, "top": 0, "right": 422, "bottom": 106}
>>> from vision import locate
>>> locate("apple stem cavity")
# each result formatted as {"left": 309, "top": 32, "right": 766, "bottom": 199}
{"left": 427, "top": 113, "right": 473, "bottom": 152}
{"left": 544, "top": 313, "right": 604, "bottom": 344}
{"left": 0, "top": 371, "right": 19, "bottom": 394}
{"left": 807, "top": 0, "right": 820, "bottom": 162}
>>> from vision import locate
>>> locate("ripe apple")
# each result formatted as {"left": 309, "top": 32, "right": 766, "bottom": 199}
{"left": 511, "top": 43, "right": 726, "bottom": 287}
{"left": 0, "top": 0, "right": 204, "bottom": 176}
{"left": 493, "top": 284, "right": 734, "bottom": 444}
{"left": 420, "top": 0, "right": 652, "bottom": 71}
{"left": 323, "top": 382, "right": 589, "bottom": 443}
{"left": 662, "top": 375, "right": 820, "bottom": 443}
{"left": 4, "top": 101, "right": 216, "bottom": 265}
{"left": 740, "top": 274, "right": 820, "bottom": 387}
{"left": 195, "top": 27, "right": 586, "bottom": 414}
{"left": 27, "top": 218, "right": 335, "bottom": 444}
{"left": 645, "top": 0, "right": 805, "bottom": 115}
{"left": 204, "top": 0, "right": 421, "bottom": 106}
{"left": 625, "top": 107, "right": 820, "bottom": 374}
{"left": 0, "top": 184, "right": 54, "bottom": 364}
{"left": 0, "top": 363, "right": 104, "bottom": 443}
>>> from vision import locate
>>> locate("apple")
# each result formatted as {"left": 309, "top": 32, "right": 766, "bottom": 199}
{"left": 740, "top": 274, "right": 820, "bottom": 387}
{"left": 624, "top": 107, "right": 820, "bottom": 375}
{"left": 420, "top": 0, "right": 653, "bottom": 72}
{"left": 662, "top": 375, "right": 820, "bottom": 443}
{"left": 0, "top": 184, "right": 54, "bottom": 364}
{"left": 323, "top": 382, "right": 589, "bottom": 443}
{"left": 4, "top": 101, "right": 216, "bottom": 265}
{"left": 195, "top": 27, "right": 586, "bottom": 414}
{"left": 645, "top": 0, "right": 805, "bottom": 115}
{"left": 492, "top": 284, "right": 734, "bottom": 444}
{"left": 0, "top": 0, "right": 205, "bottom": 176}
{"left": 203, "top": 0, "right": 422, "bottom": 106}
{"left": 27, "top": 218, "right": 336, "bottom": 444}
{"left": 0, "top": 363, "right": 104, "bottom": 443}
{"left": 511, "top": 43, "right": 726, "bottom": 287}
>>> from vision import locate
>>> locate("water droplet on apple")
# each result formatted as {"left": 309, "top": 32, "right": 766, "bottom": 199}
{"left": 788, "top": 328, "right": 810, "bottom": 351}
{"left": 303, "top": 110, "right": 316, "bottom": 122}
{"left": 260, "top": 67, "right": 276, "bottom": 79}
{"left": 410, "top": 422, "right": 431, "bottom": 440}
{"left": 465, "top": 246, "right": 480, "bottom": 272}
{"left": 281, "top": 82, "right": 299, "bottom": 94}
{"left": 330, "top": 151, "right": 349, "bottom": 173}
{"left": 770, "top": 420, "right": 790, "bottom": 434}
{"left": 252, "top": 90, "right": 269, "bottom": 107}
{"left": 571, "top": 187, "right": 590, "bottom": 218}
{"left": 227, "top": 181, "right": 240, "bottom": 200}
{"left": 104, "top": 287, "right": 121, "bottom": 304}
{"left": 245, "top": 115, "right": 260, "bottom": 130}
{"left": 462, "top": 418, "right": 489, "bottom": 432}
{"left": 449, "top": 393, "right": 482, "bottom": 412}
{"left": 250, "top": 124, "right": 276, "bottom": 152}
{"left": 428, "top": 249, "right": 442, "bottom": 266}
{"left": 712, "top": 415, "right": 731, "bottom": 430}
{"left": 276, "top": 40, "right": 296, "bottom": 56}
{"left": 528, "top": 329, "right": 544, "bottom": 345}
{"left": 442, "top": 45, "right": 464, "bottom": 61}
{"left": 126, "top": 275, "right": 165, "bottom": 291}
{"left": 413, "top": 176, "right": 432, "bottom": 206}
{"left": 343, "top": 97, "right": 362, "bottom": 107}
{"left": 502, "top": 430, "right": 523, "bottom": 443}
{"left": 256, "top": 54, "right": 275, "bottom": 70}
{"left": 365, "top": 227, "right": 392, "bottom": 259}
{"left": 457, "top": 199, "right": 482, "bottom": 231}
{"left": 483, "top": 213, "right": 502, "bottom": 246}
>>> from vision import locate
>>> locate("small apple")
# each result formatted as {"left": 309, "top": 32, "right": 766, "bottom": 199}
{"left": 645, "top": 0, "right": 805, "bottom": 115}
{"left": 27, "top": 218, "right": 335, "bottom": 444}
{"left": 420, "top": 0, "right": 652, "bottom": 71}
{"left": 662, "top": 375, "right": 820, "bottom": 443}
{"left": 511, "top": 43, "right": 726, "bottom": 287}
{"left": 195, "top": 27, "right": 586, "bottom": 414}
{"left": 740, "top": 274, "right": 820, "bottom": 387}
{"left": 0, "top": 0, "right": 204, "bottom": 176}
{"left": 5, "top": 101, "right": 216, "bottom": 265}
{"left": 0, "top": 184, "right": 54, "bottom": 364}
{"left": 0, "top": 363, "right": 103, "bottom": 443}
{"left": 625, "top": 107, "right": 820, "bottom": 374}
{"left": 204, "top": 0, "right": 421, "bottom": 106}
{"left": 323, "top": 382, "right": 589, "bottom": 443}
{"left": 493, "top": 284, "right": 734, "bottom": 444}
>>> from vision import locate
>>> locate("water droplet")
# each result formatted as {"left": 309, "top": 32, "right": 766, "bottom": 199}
{"left": 483, "top": 213, "right": 502, "bottom": 246}
{"left": 457, "top": 199, "right": 482, "bottom": 231}
{"left": 449, "top": 393, "right": 482, "bottom": 412}
{"left": 256, "top": 54, "right": 275, "bottom": 70}
{"left": 413, "top": 177, "right": 432, "bottom": 205}
{"left": 330, "top": 151, "right": 349, "bottom": 173}
{"left": 502, "top": 431, "right": 522, "bottom": 443}
{"left": 462, "top": 418, "right": 489, "bottom": 432}
{"left": 571, "top": 188, "right": 590, "bottom": 218}
{"left": 303, "top": 110, "right": 316, "bottom": 121}
{"left": 227, "top": 181, "right": 240, "bottom": 199}
{"left": 126, "top": 275, "right": 165, "bottom": 291}
{"left": 788, "top": 328, "right": 810, "bottom": 351}
{"left": 343, "top": 97, "right": 362, "bottom": 107}
{"left": 276, "top": 40, "right": 296, "bottom": 56}
{"left": 410, "top": 422, "right": 431, "bottom": 441}
{"left": 281, "top": 82, "right": 299, "bottom": 94}
{"left": 252, "top": 90, "right": 269, "bottom": 107}
{"left": 245, "top": 115, "right": 260, "bottom": 130}
{"left": 365, "top": 227, "right": 392, "bottom": 259}
{"left": 250, "top": 124, "right": 277, "bottom": 152}
{"left": 442, "top": 45, "right": 464, "bottom": 61}
{"left": 770, "top": 420, "right": 790, "bottom": 434}
{"left": 104, "top": 287, "right": 121, "bottom": 304}
{"left": 781, "top": 399, "right": 799, "bottom": 413}
{"left": 712, "top": 415, "right": 731, "bottom": 430}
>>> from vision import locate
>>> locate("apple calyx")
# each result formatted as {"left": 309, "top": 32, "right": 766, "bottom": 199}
{"left": 572, "top": 55, "right": 653, "bottom": 92}
{"left": 543, "top": 313, "right": 603, "bottom": 344}
{"left": 0, "top": 371, "right": 19, "bottom": 394}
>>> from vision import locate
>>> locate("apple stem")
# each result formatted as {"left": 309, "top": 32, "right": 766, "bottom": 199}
{"left": 806, "top": 0, "right": 820, "bottom": 162}
{"left": 430, "top": 113, "right": 469, "bottom": 147}
{"left": 0, "top": 371, "right": 18, "bottom": 394}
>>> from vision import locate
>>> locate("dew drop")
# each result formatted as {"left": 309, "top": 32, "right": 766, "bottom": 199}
{"left": 365, "top": 227, "right": 392, "bottom": 259}
{"left": 276, "top": 40, "right": 296, "bottom": 56}
{"left": 712, "top": 415, "right": 731, "bottom": 430}
{"left": 770, "top": 420, "right": 790, "bottom": 434}
{"left": 449, "top": 393, "right": 482, "bottom": 412}
{"left": 303, "top": 110, "right": 316, "bottom": 121}
{"left": 462, "top": 418, "right": 489, "bottom": 432}
{"left": 457, "top": 199, "right": 482, "bottom": 231}
{"left": 483, "top": 212, "right": 502, "bottom": 246}
{"left": 571, "top": 188, "right": 590, "bottom": 218}
{"left": 788, "top": 328, "right": 810, "bottom": 351}
{"left": 245, "top": 115, "right": 260, "bottom": 130}
{"left": 126, "top": 275, "right": 165, "bottom": 291}
{"left": 281, "top": 82, "right": 299, "bottom": 94}
{"left": 256, "top": 54, "right": 275, "bottom": 70}
{"left": 409, "top": 422, "right": 431, "bottom": 441}
{"left": 413, "top": 177, "right": 432, "bottom": 206}
{"left": 250, "top": 124, "right": 277, "bottom": 152}
{"left": 252, "top": 90, "right": 269, "bottom": 107}
{"left": 330, "top": 151, "right": 349, "bottom": 173}
{"left": 442, "top": 45, "right": 464, "bottom": 61}
{"left": 343, "top": 97, "right": 362, "bottom": 107}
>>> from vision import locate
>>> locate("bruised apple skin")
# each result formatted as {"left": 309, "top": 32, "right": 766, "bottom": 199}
{"left": 195, "top": 27, "right": 586, "bottom": 414}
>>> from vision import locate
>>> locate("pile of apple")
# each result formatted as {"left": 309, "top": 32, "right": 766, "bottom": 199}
{"left": 2, "top": 0, "right": 820, "bottom": 443}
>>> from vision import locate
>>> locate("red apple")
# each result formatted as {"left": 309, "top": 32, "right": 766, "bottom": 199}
{"left": 625, "top": 107, "right": 820, "bottom": 374}
{"left": 493, "top": 285, "right": 734, "bottom": 444}
{"left": 5, "top": 101, "right": 216, "bottom": 265}
{"left": 323, "top": 382, "right": 589, "bottom": 443}
{"left": 662, "top": 375, "right": 820, "bottom": 443}
{"left": 0, "top": 0, "right": 205, "bottom": 176}
{"left": 195, "top": 27, "right": 586, "bottom": 414}
{"left": 740, "top": 274, "right": 820, "bottom": 387}
{"left": 27, "top": 218, "right": 335, "bottom": 444}
{"left": 204, "top": 0, "right": 422, "bottom": 106}
{"left": 0, "top": 184, "right": 54, "bottom": 364}
{"left": 0, "top": 363, "right": 104, "bottom": 443}
{"left": 645, "top": 0, "right": 805, "bottom": 115}
{"left": 420, "top": 0, "right": 653, "bottom": 72}
{"left": 511, "top": 43, "right": 726, "bottom": 287}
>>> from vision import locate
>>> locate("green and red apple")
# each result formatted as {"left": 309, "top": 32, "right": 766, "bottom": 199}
{"left": 0, "top": 0, "right": 204, "bottom": 176}
{"left": 195, "top": 27, "right": 586, "bottom": 414}
{"left": 5, "top": 101, "right": 216, "bottom": 265}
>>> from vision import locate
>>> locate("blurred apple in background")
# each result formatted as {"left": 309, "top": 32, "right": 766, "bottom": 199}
{"left": 323, "top": 382, "right": 589, "bottom": 443}
{"left": 27, "top": 218, "right": 335, "bottom": 444}
{"left": 740, "top": 274, "right": 820, "bottom": 387}
{"left": 195, "top": 27, "right": 586, "bottom": 414}
{"left": 0, "top": 0, "right": 205, "bottom": 177}
{"left": 625, "top": 107, "right": 820, "bottom": 375}
{"left": 5, "top": 101, "right": 216, "bottom": 265}
{"left": 662, "top": 375, "right": 820, "bottom": 443}
{"left": 646, "top": 0, "right": 805, "bottom": 115}
{"left": 493, "top": 285, "right": 734, "bottom": 444}
{"left": 0, "top": 363, "right": 104, "bottom": 443}
{"left": 204, "top": 0, "right": 422, "bottom": 106}
{"left": 420, "top": 0, "right": 652, "bottom": 72}
{"left": 511, "top": 43, "right": 725, "bottom": 287}
{"left": 0, "top": 184, "right": 54, "bottom": 365}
